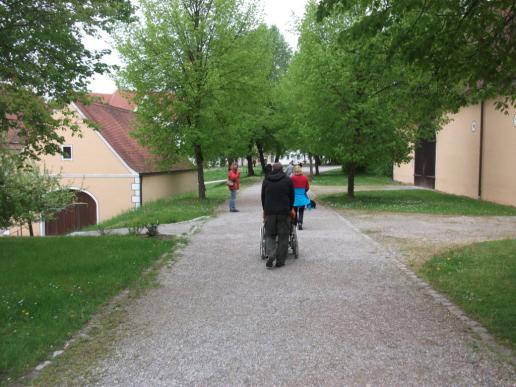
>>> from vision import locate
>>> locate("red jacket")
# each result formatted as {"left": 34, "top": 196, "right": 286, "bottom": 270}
{"left": 291, "top": 174, "right": 309, "bottom": 191}
{"left": 228, "top": 170, "right": 240, "bottom": 190}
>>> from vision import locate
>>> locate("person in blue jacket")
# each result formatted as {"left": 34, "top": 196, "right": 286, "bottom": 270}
{"left": 290, "top": 165, "right": 310, "bottom": 230}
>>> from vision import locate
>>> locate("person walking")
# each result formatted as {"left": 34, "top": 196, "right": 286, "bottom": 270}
{"left": 285, "top": 160, "right": 294, "bottom": 177}
{"left": 228, "top": 162, "right": 240, "bottom": 212}
{"left": 261, "top": 163, "right": 294, "bottom": 269}
{"left": 291, "top": 165, "right": 310, "bottom": 230}
{"left": 264, "top": 163, "right": 272, "bottom": 178}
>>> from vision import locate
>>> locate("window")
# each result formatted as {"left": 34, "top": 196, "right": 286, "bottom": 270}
{"left": 61, "top": 145, "right": 72, "bottom": 160}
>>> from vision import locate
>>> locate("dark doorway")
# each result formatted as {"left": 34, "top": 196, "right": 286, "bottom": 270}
{"left": 414, "top": 137, "right": 436, "bottom": 189}
{"left": 45, "top": 191, "right": 97, "bottom": 235}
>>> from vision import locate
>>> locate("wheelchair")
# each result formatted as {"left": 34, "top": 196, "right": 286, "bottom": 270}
{"left": 260, "top": 220, "right": 299, "bottom": 260}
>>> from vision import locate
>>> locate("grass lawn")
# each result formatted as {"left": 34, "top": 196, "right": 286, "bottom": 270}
{"left": 320, "top": 189, "right": 516, "bottom": 216}
{"left": 0, "top": 236, "right": 176, "bottom": 382}
{"left": 310, "top": 169, "right": 397, "bottom": 186}
{"left": 92, "top": 176, "right": 262, "bottom": 230}
{"left": 419, "top": 239, "right": 516, "bottom": 348}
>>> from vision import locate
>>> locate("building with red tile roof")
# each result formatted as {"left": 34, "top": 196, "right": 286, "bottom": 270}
{"left": 74, "top": 101, "right": 191, "bottom": 174}
{"left": 9, "top": 93, "right": 197, "bottom": 236}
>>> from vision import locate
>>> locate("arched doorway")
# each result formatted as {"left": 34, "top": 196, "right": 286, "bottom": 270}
{"left": 45, "top": 190, "right": 98, "bottom": 235}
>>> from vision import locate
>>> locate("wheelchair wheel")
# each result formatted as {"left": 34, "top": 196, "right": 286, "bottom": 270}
{"left": 260, "top": 226, "right": 266, "bottom": 260}
{"left": 290, "top": 228, "right": 299, "bottom": 259}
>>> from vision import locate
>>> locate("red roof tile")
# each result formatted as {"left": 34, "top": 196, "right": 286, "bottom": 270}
{"left": 74, "top": 102, "right": 191, "bottom": 174}
{"left": 89, "top": 92, "right": 112, "bottom": 105}
{"left": 108, "top": 90, "right": 136, "bottom": 110}
{"left": 89, "top": 91, "right": 136, "bottom": 110}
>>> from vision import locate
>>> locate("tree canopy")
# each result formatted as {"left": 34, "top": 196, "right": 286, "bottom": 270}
{"left": 280, "top": 0, "right": 456, "bottom": 196}
{"left": 317, "top": 0, "right": 516, "bottom": 110}
{"left": 116, "top": 0, "right": 272, "bottom": 199}
{"left": 0, "top": 0, "right": 134, "bottom": 160}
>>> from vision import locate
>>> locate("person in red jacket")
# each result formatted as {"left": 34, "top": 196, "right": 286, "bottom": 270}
{"left": 227, "top": 162, "right": 240, "bottom": 212}
{"left": 290, "top": 165, "right": 310, "bottom": 229}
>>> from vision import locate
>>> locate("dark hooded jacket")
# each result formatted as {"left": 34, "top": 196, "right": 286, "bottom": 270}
{"left": 261, "top": 171, "right": 295, "bottom": 216}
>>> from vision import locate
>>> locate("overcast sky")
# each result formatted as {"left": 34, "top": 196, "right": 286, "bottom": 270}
{"left": 87, "top": 0, "right": 309, "bottom": 93}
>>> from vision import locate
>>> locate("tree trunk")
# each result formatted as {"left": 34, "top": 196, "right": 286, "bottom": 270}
{"left": 256, "top": 140, "right": 266, "bottom": 174}
{"left": 308, "top": 153, "right": 314, "bottom": 177}
{"left": 28, "top": 220, "right": 34, "bottom": 237}
{"left": 314, "top": 155, "right": 321, "bottom": 176}
{"left": 246, "top": 155, "right": 255, "bottom": 176}
{"left": 194, "top": 144, "right": 206, "bottom": 200}
{"left": 274, "top": 154, "right": 280, "bottom": 163}
{"left": 347, "top": 162, "right": 356, "bottom": 198}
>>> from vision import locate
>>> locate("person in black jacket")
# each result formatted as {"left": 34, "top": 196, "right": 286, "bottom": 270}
{"left": 261, "top": 163, "right": 295, "bottom": 268}
{"left": 264, "top": 163, "right": 272, "bottom": 177}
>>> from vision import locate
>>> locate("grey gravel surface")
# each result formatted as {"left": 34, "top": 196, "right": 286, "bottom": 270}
{"left": 336, "top": 209, "right": 516, "bottom": 271}
{"left": 340, "top": 211, "right": 516, "bottom": 246}
{"left": 89, "top": 184, "right": 515, "bottom": 386}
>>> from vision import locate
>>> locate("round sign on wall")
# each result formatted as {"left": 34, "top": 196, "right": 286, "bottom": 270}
{"left": 471, "top": 120, "right": 477, "bottom": 132}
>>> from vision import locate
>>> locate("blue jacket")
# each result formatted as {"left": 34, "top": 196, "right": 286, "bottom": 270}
{"left": 294, "top": 187, "right": 310, "bottom": 207}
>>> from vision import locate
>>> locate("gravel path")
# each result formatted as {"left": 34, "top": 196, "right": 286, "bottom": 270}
{"left": 89, "top": 184, "right": 515, "bottom": 385}
{"left": 335, "top": 210, "right": 516, "bottom": 271}
{"left": 341, "top": 211, "right": 516, "bottom": 246}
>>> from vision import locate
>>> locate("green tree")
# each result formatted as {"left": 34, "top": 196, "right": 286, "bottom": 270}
{"left": 253, "top": 25, "right": 292, "bottom": 173}
{"left": 286, "top": 1, "right": 448, "bottom": 197}
{"left": 0, "top": 0, "right": 134, "bottom": 160}
{"left": 0, "top": 153, "right": 75, "bottom": 236}
{"left": 317, "top": 0, "right": 516, "bottom": 109}
{"left": 203, "top": 25, "right": 293, "bottom": 176}
{"left": 116, "top": 0, "right": 269, "bottom": 199}
{"left": 213, "top": 24, "right": 280, "bottom": 177}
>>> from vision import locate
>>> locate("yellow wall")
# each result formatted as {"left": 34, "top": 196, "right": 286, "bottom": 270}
{"left": 40, "top": 109, "right": 133, "bottom": 176}
{"left": 7, "top": 225, "right": 35, "bottom": 237}
{"left": 435, "top": 104, "right": 481, "bottom": 198}
{"left": 59, "top": 177, "right": 135, "bottom": 221}
{"left": 142, "top": 171, "right": 197, "bottom": 204}
{"left": 9, "top": 176, "right": 136, "bottom": 237}
{"left": 481, "top": 101, "right": 516, "bottom": 207}
{"left": 393, "top": 100, "right": 516, "bottom": 207}
{"left": 33, "top": 106, "right": 139, "bottom": 235}
{"left": 393, "top": 152, "right": 414, "bottom": 184}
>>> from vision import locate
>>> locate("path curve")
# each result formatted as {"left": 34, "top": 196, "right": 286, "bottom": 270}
{"left": 89, "top": 183, "right": 514, "bottom": 385}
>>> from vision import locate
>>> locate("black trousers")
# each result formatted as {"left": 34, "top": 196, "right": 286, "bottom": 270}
{"left": 294, "top": 206, "right": 305, "bottom": 225}
{"left": 264, "top": 214, "right": 290, "bottom": 264}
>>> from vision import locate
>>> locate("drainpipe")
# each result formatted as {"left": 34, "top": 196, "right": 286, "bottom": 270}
{"left": 478, "top": 101, "right": 484, "bottom": 199}
{"left": 139, "top": 174, "right": 143, "bottom": 207}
